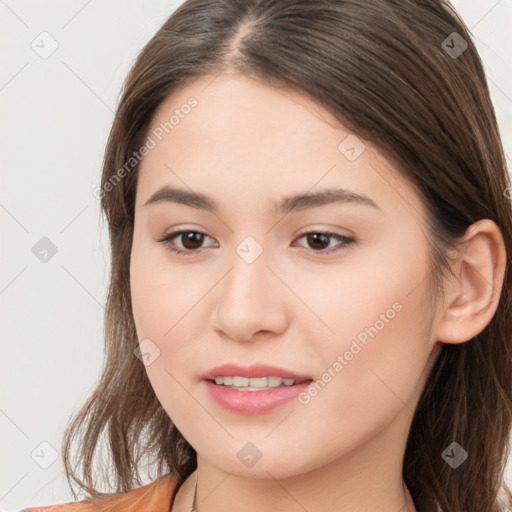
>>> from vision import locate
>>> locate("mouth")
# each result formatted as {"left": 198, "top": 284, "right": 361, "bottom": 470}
{"left": 209, "top": 375, "right": 312, "bottom": 391}
{"left": 201, "top": 362, "right": 313, "bottom": 388}
{"left": 201, "top": 363, "right": 314, "bottom": 413}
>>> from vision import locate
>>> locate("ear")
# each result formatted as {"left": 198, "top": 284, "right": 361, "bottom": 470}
{"left": 435, "top": 219, "right": 507, "bottom": 344}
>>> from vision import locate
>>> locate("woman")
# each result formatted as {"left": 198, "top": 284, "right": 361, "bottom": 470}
{"left": 21, "top": 0, "right": 512, "bottom": 511}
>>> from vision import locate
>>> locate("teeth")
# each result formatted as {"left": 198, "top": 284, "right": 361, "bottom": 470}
{"left": 234, "top": 376, "right": 249, "bottom": 387}
{"left": 213, "top": 376, "right": 298, "bottom": 388}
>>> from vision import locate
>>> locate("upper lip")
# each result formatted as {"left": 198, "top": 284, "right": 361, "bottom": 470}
{"left": 202, "top": 363, "right": 313, "bottom": 382}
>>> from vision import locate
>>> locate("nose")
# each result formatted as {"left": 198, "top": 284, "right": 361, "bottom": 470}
{"left": 210, "top": 245, "right": 288, "bottom": 342}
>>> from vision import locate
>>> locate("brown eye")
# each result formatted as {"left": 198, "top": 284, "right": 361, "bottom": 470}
{"left": 305, "top": 233, "right": 330, "bottom": 250}
{"left": 178, "top": 231, "right": 205, "bottom": 250}
{"left": 157, "top": 230, "right": 215, "bottom": 255}
{"left": 295, "top": 231, "right": 355, "bottom": 255}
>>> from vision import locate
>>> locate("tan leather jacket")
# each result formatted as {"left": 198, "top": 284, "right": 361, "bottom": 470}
{"left": 19, "top": 473, "right": 180, "bottom": 512}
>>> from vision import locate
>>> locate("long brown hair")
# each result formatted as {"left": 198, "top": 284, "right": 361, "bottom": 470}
{"left": 62, "top": 1, "right": 512, "bottom": 510}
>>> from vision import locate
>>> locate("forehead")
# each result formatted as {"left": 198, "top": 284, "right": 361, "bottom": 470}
{"left": 135, "top": 72, "right": 425, "bottom": 221}
{"left": 148, "top": 71, "right": 346, "bottom": 154}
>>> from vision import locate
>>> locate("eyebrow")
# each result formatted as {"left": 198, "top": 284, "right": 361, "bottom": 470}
{"left": 143, "top": 185, "right": 380, "bottom": 213}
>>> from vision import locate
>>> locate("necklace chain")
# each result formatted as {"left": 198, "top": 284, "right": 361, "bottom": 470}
{"left": 190, "top": 473, "right": 198, "bottom": 512}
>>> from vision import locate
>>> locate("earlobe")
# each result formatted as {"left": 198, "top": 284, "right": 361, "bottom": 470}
{"left": 435, "top": 219, "right": 507, "bottom": 344}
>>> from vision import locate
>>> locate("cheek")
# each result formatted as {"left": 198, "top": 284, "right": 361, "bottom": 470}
{"left": 130, "top": 245, "right": 207, "bottom": 425}
{"left": 130, "top": 238, "right": 213, "bottom": 378}
{"left": 130, "top": 229, "right": 188, "bottom": 340}
{"left": 294, "top": 231, "right": 433, "bottom": 427}
{"left": 131, "top": 260, "right": 200, "bottom": 358}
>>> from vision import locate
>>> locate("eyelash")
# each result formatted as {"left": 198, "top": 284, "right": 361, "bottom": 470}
{"left": 156, "top": 230, "right": 356, "bottom": 256}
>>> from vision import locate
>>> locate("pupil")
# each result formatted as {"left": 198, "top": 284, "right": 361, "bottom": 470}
{"left": 308, "top": 233, "right": 328, "bottom": 250}
{"left": 183, "top": 232, "right": 203, "bottom": 249}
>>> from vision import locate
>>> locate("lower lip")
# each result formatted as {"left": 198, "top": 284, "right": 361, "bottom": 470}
{"left": 203, "top": 379, "right": 312, "bottom": 414}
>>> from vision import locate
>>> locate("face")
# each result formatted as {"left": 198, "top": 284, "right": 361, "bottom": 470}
{"left": 130, "top": 71, "right": 441, "bottom": 478}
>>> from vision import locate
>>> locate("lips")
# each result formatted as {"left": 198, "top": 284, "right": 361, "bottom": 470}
{"left": 201, "top": 362, "right": 313, "bottom": 382}
{"left": 204, "top": 379, "right": 312, "bottom": 414}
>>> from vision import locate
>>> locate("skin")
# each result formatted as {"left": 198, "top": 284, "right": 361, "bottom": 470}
{"left": 129, "top": 71, "right": 507, "bottom": 512}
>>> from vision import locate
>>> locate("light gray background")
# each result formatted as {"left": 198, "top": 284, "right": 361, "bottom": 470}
{"left": 1, "top": 1, "right": 511, "bottom": 510}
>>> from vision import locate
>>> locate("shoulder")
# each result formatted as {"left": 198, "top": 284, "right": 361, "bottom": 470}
{"left": 19, "top": 472, "right": 181, "bottom": 512}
